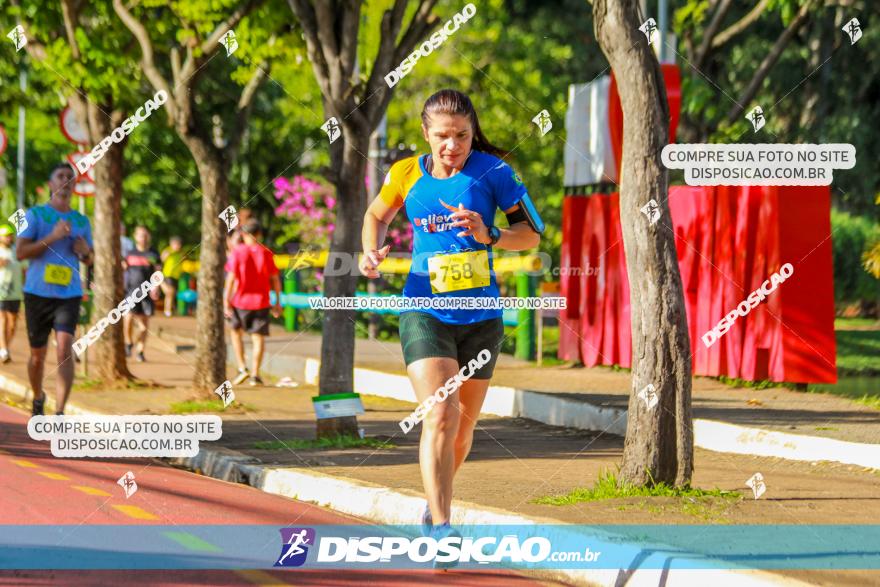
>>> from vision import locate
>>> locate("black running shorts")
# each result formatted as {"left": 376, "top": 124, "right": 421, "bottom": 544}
{"left": 24, "top": 294, "right": 82, "bottom": 348}
{"left": 229, "top": 307, "right": 270, "bottom": 335}
{"left": 399, "top": 311, "right": 503, "bottom": 379}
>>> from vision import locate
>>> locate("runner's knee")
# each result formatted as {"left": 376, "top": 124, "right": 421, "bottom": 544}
{"left": 425, "top": 401, "right": 460, "bottom": 436}
{"left": 454, "top": 429, "right": 473, "bottom": 453}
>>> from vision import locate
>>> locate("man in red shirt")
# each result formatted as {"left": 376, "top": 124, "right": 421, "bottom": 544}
{"left": 223, "top": 219, "right": 281, "bottom": 386}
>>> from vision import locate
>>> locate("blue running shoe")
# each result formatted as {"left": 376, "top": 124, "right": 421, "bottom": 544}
{"left": 421, "top": 503, "right": 433, "bottom": 536}
{"left": 430, "top": 522, "right": 462, "bottom": 570}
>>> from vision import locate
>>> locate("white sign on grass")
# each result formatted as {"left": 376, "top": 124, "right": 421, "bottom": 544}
{"left": 312, "top": 393, "right": 365, "bottom": 420}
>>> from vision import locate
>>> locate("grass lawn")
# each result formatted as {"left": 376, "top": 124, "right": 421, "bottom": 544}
{"left": 170, "top": 398, "right": 254, "bottom": 413}
{"left": 534, "top": 470, "right": 742, "bottom": 522}
{"left": 835, "top": 327, "right": 880, "bottom": 376}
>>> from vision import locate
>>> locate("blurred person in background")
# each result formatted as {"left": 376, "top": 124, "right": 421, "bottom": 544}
{"left": 0, "top": 224, "right": 24, "bottom": 363}
{"left": 123, "top": 226, "right": 161, "bottom": 362}
{"left": 160, "top": 236, "right": 184, "bottom": 317}
{"left": 17, "top": 163, "right": 93, "bottom": 416}
{"left": 223, "top": 219, "right": 281, "bottom": 386}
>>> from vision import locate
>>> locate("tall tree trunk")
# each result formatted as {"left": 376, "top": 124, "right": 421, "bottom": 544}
{"left": 87, "top": 102, "right": 134, "bottom": 382}
{"left": 186, "top": 137, "right": 228, "bottom": 393}
{"left": 316, "top": 134, "right": 369, "bottom": 439}
{"left": 594, "top": 0, "right": 693, "bottom": 487}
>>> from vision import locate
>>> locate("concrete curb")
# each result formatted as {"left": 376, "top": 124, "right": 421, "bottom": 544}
{"left": 1, "top": 372, "right": 813, "bottom": 586}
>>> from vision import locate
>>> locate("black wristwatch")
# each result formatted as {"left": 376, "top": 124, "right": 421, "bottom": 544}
{"left": 487, "top": 225, "right": 501, "bottom": 246}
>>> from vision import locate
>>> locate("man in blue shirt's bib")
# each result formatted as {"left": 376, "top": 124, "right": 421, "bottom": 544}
{"left": 16, "top": 163, "right": 94, "bottom": 416}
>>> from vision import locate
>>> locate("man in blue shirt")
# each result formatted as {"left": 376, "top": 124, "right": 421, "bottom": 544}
{"left": 16, "top": 163, "right": 94, "bottom": 416}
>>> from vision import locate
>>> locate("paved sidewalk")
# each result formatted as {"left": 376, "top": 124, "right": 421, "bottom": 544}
{"left": 149, "top": 316, "right": 880, "bottom": 446}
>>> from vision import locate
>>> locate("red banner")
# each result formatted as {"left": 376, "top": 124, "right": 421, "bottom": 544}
{"left": 559, "top": 186, "right": 837, "bottom": 384}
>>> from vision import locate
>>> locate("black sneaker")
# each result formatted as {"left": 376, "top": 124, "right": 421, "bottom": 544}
{"left": 32, "top": 396, "right": 45, "bottom": 416}
{"left": 248, "top": 376, "right": 264, "bottom": 387}
{"left": 136, "top": 352, "right": 146, "bottom": 363}
{"left": 125, "top": 344, "right": 132, "bottom": 357}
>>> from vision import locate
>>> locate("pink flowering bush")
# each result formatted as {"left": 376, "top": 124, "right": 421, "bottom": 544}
{"left": 273, "top": 174, "right": 413, "bottom": 251}
{"left": 274, "top": 175, "right": 337, "bottom": 248}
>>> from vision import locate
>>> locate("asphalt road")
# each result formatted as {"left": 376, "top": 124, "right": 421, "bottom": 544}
{"left": 0, "top": 403, "right": 555, "bottom": 587}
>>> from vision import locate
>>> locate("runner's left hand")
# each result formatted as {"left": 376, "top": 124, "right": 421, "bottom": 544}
{"left": 271, "top": 303, "right": 282, "bottom": 318}
{"left": 440, "top": 200, "right": 490, "bottom": 243}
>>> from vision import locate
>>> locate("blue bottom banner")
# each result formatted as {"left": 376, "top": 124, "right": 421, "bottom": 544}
{"left": 1, "top": 525, "right": 878, "bottom": 570}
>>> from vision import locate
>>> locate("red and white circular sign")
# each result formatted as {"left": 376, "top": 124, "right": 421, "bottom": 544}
{"left": 67, "top": 151, "right": 96, "bottom": 196}
{"left": 0, "top": 126, "right": 7, "bottom": 157}
{"left": 74, "top": 178, "right": 96, "bottom": 197}
{"left": 67, "top": 152, "right": 95, "bottom": 182}
{"left": 60, "top": 107, "right": 89, "bottom": 145}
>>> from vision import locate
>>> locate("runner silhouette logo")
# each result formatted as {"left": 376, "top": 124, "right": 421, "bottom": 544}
{"left": 275, "top": 527, "right": 315, "bottom": 567}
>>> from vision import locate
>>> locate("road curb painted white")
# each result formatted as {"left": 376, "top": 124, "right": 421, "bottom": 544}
{"left": 695, "top": 419, "right": 880, "bottom": 469}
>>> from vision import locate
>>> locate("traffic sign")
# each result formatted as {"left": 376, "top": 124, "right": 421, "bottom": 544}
{"left": 60, "top": 107, "right": 89, "bottom": 145}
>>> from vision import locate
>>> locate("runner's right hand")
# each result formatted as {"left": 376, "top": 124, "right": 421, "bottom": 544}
{"left": 48, "top": 220, "right": 72, "bottom": 242}
{"left": 360, "top": 245, "right": 391, "bottom": 279}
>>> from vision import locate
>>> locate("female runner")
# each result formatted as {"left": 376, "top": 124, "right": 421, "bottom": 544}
{"left": 360, "top": 89, "right": 544, "bottom": 543}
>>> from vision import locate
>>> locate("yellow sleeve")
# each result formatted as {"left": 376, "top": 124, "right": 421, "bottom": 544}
{"left": 377, "top": 156, "right": 420, "bottom": 208}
